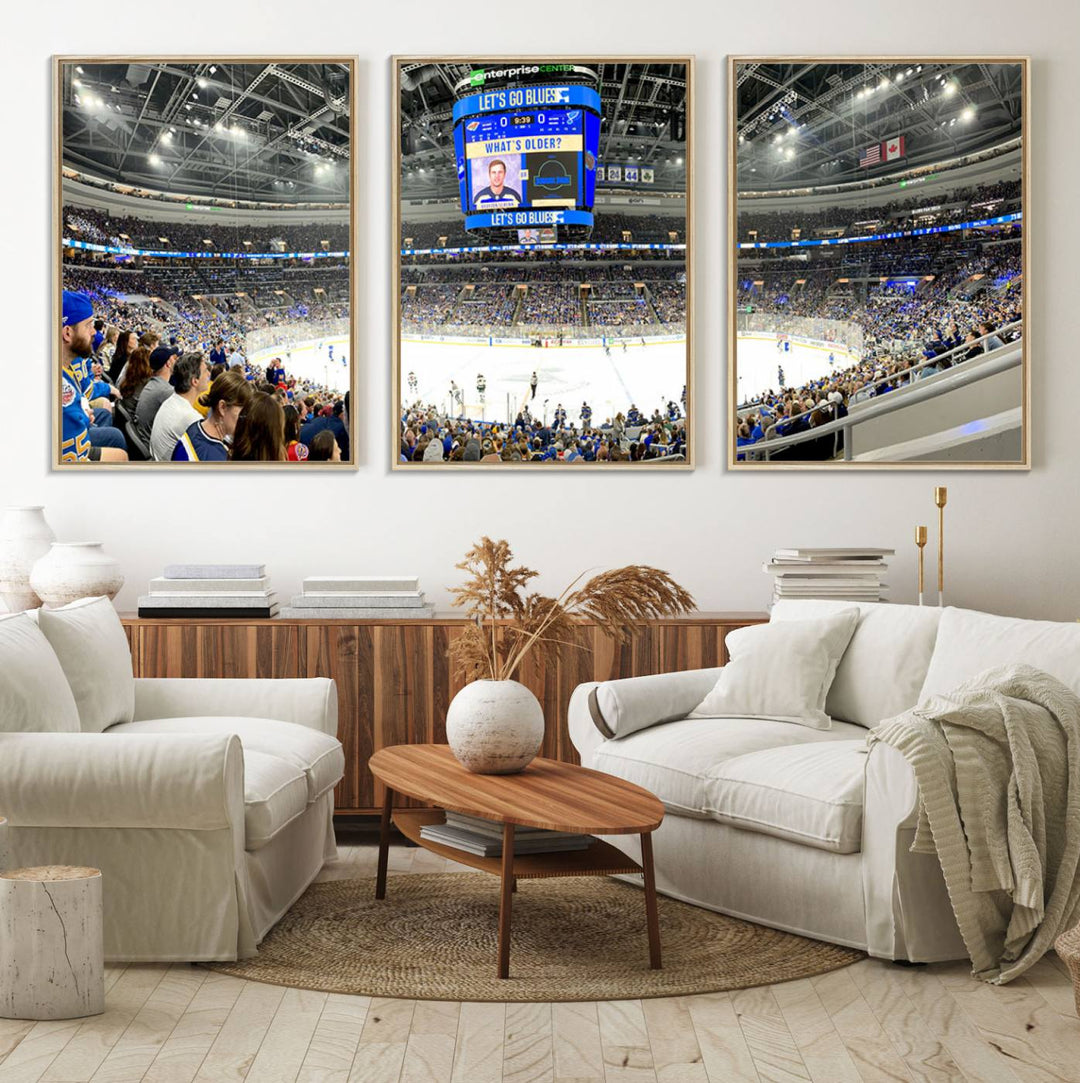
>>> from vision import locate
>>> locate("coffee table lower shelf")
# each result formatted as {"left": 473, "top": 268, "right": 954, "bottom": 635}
{"left": 392, "top": 809, "right": 644, "bottom": 879}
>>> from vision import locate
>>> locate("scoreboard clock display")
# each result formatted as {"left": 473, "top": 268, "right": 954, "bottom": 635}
{"left": 452, "top": 83, "right": 602, "bottom": 237}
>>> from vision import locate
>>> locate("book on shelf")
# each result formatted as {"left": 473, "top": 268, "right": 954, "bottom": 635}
{"left": 443, "top": 810, "right": 587, "bottom": 842}
{"left": 290, "top": 592, "right": 427, "bottom": 609}
{"left": 138, "top": 605, "right": 280, "bottom": 619}
{"left": 163, "top": 563, "right": 266, "bottom": 580}
{"left": 278, "top": 605, "right": 435, "bottom": 619}
{"left": 302, "top": 576, "right": 420, "bottom": 593}
{"left": 763, "top": 563, "right": 886, "bottom": 576}
{"left": 139, "top": 593, "right": 277, "bottom": 609}
{"left": 771, "top": 548, "right": 894, "bottom": 561}
{"left": 418, "top": 821, "right": 593, "bottom": 858}
{"left": 148, "top": 576, "right": 272, "bottom": 593}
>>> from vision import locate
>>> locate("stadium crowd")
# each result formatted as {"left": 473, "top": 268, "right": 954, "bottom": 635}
{"left": 398, "top": 397, "right": 686, "bottom": 465}
{"left": 59, "top": 287, "right": 350, "bottom": 464}
{"left": 736, "top": 180, "right": 1021, "bottom": 243}
{"left": 64, "top": 205, "right": 350, "bottom": 253}
{"left": 734, "top": 252, "right": 1022, "bottom": 461}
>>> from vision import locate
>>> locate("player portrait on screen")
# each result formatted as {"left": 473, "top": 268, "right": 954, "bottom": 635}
{"left": 472, "top": 157, "right": 522, "bottom": 209}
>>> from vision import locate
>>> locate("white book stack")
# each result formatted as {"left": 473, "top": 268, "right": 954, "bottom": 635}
{"left": 765, "top": 548, "right": 894, "bottom": 604}
{"left": 280, "top": 576, "right": 435, "bottom": 619}
{"left": 419, "top": 811, "right": 593, "bottom": 857}
{"left": 139, "top": 564, "right": 277, "bottom": 618}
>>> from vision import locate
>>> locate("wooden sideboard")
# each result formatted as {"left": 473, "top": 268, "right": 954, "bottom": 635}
{"left": 120, "top": 612, "right": 767, "bottom": 816}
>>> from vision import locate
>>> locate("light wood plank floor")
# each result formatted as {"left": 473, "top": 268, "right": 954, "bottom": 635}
{"left": 3, "top": 837, "right": 1078, "bottom": 1083}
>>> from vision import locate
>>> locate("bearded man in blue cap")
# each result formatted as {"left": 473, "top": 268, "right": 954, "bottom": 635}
{"left": 61, "top": 291, "right": 128, "bottom": 462}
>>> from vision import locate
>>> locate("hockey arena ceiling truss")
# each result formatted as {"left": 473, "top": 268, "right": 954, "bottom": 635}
{"left": 736, "top": 62, "right": 1023, "bottom": 189}
{"left": 398, "top": 61, "right": 689, "bottom": 199}
{"left": 61, "top": 62, "right": 351, "bottom": 203}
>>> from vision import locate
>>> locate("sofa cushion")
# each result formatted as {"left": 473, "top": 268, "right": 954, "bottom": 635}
{"left": 109, "top": 716, "right": 344, "bottom": 802}
{"left": 0, "top": 612, "right": 80, "bottom": 733}
{"left": 591, "top": 715, "right": 867, "bottom": 821}
{"left": 707, "top": 741, "right": 867, "bottom": 853}
{"left": 591, "top": 667, "right": 725, "bottom": 739}
{"left": 689, "top": 610, "right": 859, "bottom": 729}
{"left": 771, "top": 600, "right": 941, "bottom": 728}
{"left": 243, "top": 750, "right": 310, "bottom": 850}
{"left": 37, "top": 596, "right": 135, "bottom": 733}
{"left": 920, "top": 607, "right": 1080, "bottom": 702}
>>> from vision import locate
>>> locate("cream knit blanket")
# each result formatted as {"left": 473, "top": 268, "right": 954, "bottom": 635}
{"left": 869, "top": 663, "right": 1080, "bottom": 984}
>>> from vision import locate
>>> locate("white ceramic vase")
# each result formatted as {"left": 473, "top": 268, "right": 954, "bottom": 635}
{"left": 30, "top": 543, "right": 124, "bottom": 610}
{"left": 0, "top": 506, "right": 56, "bottom": 612}
{"left": 445, "top": 679, "right": 545, "bottom": 774}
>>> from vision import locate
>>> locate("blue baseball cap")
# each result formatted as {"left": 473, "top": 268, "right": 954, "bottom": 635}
{"left": 62, "top": 290, "right": 94, "bottom": 327}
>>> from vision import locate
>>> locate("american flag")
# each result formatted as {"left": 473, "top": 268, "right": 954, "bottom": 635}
{"left": 859, "top": 143, "right": 882, "bottom": 168}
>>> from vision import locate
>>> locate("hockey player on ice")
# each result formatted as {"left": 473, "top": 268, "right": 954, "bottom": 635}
{"left": 529, "top": 371, "right": 538, "bottom": 399}
{"left": 476, "top": 373, "right": 486, "bottom": 402}
{"left": 407, "top": 370, "right": 418, "bottom": 395}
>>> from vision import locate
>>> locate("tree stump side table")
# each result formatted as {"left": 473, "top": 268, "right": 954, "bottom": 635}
{"left": 0, "top": 866, "right": 105, "bottom": 1020}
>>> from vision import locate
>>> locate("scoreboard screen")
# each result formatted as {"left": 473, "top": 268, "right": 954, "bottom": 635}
{"left": 452, "top": 84, "right": 602, "bottom": 235}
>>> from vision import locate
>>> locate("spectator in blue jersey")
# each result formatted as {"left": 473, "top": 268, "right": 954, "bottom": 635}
{"left": 92, "top": 319, "right": 105, "bottom": 356}
{"left": 473, "top": 159, "right": 522, "bottom": 208}
{"left": 173, "top": 369, "right": 253, "bottom": 462}
{"left": 299, "top": 390, "right": 349, "bottom": 461}
{"left": 59, "top": 291, "right": 127, "bottom": 462}
{"left": 209, "top": 339, "right": 228, "bottom": 368}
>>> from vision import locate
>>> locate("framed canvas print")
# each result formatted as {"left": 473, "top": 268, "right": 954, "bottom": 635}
{"left": 54, "top": 57, "right": 356, "bottom": 467}
{"left": 394, "top": 57, "right": 693, "bottom": 467}
{"left": 729, "top": 58, "right": 1028, "bottom": 469}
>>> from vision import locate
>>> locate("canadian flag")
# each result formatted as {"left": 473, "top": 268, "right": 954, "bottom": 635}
{"left": 882, "top": 135, "right": 906, "bottom": 161}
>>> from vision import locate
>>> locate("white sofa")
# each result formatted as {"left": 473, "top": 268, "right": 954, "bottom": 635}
{"left": 0, "top": 598, "right": 344, "bottom": 962}
{"left": 569, "top": 601, "right": 1080, "bottom": 962}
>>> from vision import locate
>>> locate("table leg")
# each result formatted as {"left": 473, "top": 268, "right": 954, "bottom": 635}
{"left": 375, "top": 786, "right": 394, "bottom": 900}
{"left": 498, "top": 823, "right": 515, "bottom": 979}
{"left": 640, "top": 831, "right": 661, "bottom": 969}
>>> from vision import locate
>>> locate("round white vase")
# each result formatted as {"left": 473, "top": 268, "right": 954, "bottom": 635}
{"left": 0, "top": 506, "right": 56, "bottom": 612}
{"left": 445, "top": 679, "right": 545, "bottom": 774}
{"left": 30, "top": 543, "right": 124, "bottom": 610}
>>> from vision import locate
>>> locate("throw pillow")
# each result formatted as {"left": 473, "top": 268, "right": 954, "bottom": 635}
{"left": 0, "top": 611, "right": 81, "bottom": 732}
{"left": 37, "top": 596, "right": 135, "bottom": 733}
{"left": 689, "top": 609, "right": 860, "bottom": 730}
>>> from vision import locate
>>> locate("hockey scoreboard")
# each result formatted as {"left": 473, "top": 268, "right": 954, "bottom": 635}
{"left": 452, "top": 82, "right": 602, "bottom": 236}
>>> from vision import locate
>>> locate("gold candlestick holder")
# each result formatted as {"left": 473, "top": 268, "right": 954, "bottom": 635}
{"left": 935, "top": 487, "right": 948, "bottom": 607}
{"left": 915, "top": 526, "right": 928, "bottom": 606}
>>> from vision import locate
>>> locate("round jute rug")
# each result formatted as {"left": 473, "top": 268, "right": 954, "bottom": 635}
{"left": 205, "top": 874, "right": 863, "bottom": 1001}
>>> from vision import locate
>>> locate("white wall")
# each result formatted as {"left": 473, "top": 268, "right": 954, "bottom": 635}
{"left": 6, "top": 1, "right": 1078, "bottom": 621}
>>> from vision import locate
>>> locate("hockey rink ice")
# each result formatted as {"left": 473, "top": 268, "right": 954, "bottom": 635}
{"left": 735, "top": 334, "right": 856, "bottom": 404}
{"left": 401, "top": 337, "right": 687, "bottom": 424}
{"left": 250, "top": 335, "right": 350, "bottom": 394}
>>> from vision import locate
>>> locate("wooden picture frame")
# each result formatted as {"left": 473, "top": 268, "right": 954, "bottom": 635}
{"left": 393, "top": 56, "right": 694, "bottom": 469}
{"left": 728, "top": 57, "right": 1029, "bottom": 470}
{"left": 54, "top": 56, "right": 358, "bottom": 468}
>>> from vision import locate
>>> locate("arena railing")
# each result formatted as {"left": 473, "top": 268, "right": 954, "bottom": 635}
{"left": 743, "top": 321, "right": 1022, "bottom": 462}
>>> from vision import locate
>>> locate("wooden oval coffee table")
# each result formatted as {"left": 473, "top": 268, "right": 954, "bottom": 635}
{"left": 369, "top": 744, "right": 664, "bottom": 979}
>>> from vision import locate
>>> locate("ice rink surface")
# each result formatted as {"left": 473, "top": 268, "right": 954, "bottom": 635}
{"left": 250, "top": 335, "right": 350, "bottom": 394}
{"left": 736, "top": 334, "right": 855, "bottom": 404}
{"left": 401, "top": 336, "right": 687, "bottom": 424}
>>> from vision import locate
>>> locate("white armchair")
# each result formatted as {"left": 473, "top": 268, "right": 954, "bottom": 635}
{"left": 0, "top": 601, "right": 343, "bottom": 962}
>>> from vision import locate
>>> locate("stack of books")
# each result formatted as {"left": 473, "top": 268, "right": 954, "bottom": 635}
{"left": 419, "top": 811, "right": 593, "bottom": 858}
{"left": 138, "top": 564, "right": 277, "bottom": 618}
{"left": 764, "top": 548, "right": 893, "bottom": 603}
{"left": 280, "top": 576, "right": 434, "bottom": 619}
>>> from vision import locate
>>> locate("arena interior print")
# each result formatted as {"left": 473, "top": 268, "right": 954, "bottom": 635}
{"left": 395, "top": 58, "right": 692, "bottom": 467}
{"left": 730, "top": 58, "right": 1027, "bottom": 468}
{"left": 56, "top": 58, "right": 355, "bottom": 466}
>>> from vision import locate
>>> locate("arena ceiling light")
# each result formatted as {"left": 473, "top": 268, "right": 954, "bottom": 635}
{"left": 944, "top": 81, "right": 957, "bottom": 96}
{"left": 148, "top": 153, "right": 162, "bottom": 166}
{"left": 961, "top": 106, "right": 975, "bottom": 122}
